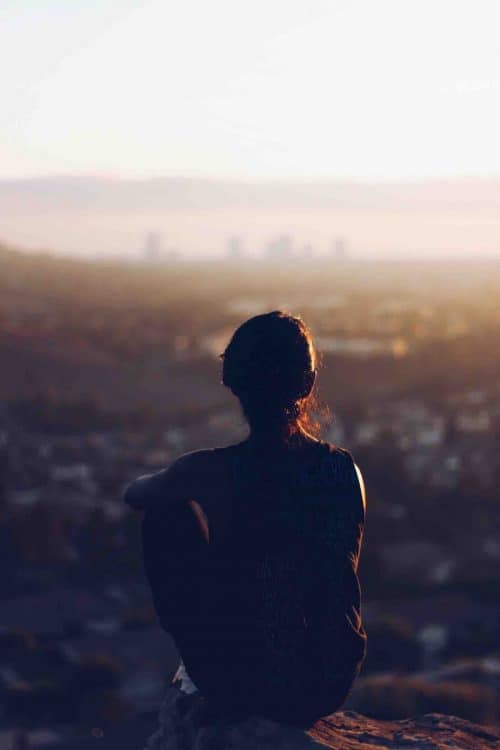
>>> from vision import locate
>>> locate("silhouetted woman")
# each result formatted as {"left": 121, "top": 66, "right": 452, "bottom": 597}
{"left": 125, "top": 311, "right": 367, "bottom": 731}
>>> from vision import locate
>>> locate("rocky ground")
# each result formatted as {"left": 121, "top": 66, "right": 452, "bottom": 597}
{"left": 308, "top": 710, "right": 500, "bottom": 749}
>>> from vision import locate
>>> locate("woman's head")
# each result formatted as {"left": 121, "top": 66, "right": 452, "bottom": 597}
{"left": 221, "top": 311, "right": 320, "bottom": 437}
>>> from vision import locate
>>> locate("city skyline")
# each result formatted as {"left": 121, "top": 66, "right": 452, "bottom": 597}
{"left": 1, "top": 174, "right": 500, "bottom": 259}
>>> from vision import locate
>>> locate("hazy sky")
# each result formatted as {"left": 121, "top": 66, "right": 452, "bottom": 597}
{"left": 2, "top": 0, "right": 500, "bottom": 181}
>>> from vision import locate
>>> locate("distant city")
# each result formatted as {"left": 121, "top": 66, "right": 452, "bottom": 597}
{"left": 141, "top": 232, "right": 350, "bottom": 263}
{"left": 3, "top": 175, "right": 500, "bottom": 260}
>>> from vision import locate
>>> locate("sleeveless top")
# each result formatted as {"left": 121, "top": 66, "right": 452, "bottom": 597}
{"left": 205, "top": 439, "right": 367, "bottom": 723}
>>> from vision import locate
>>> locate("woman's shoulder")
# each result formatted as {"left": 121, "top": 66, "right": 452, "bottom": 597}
{"left": 124, "top": 448, "right": 222, "bottom": 510}
{"left": 171, "top": 442, "right": 243, "bottom": 467}
{"left": 170, "top": 445, "right": 242, "bottom": 484}
{"left": 167, "top": 447, "right": 219, "bottom": 474}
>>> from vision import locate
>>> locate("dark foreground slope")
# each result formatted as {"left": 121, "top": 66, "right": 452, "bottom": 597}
{"left": 42, "top": 710, "right": 500, "bottom": 750}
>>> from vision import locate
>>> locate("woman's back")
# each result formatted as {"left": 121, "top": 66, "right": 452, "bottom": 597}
{"left": 134, "top": 310, "right": 367, "bottom": 729}
{"left": 141, "top": 436, "right": 366, "bottom": 726}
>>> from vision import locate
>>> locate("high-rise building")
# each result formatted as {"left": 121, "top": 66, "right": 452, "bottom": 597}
{"left": 332, "top": 237, "right": 349, "bottom": 259}
{"left": 265, "top": 233, "right": 293, "bottom": 260}
{"left": 226, "top": 235, "right": 244, "bottom": 259}
{"left": 166, "top": 248, "right": 181, "bottom": 262}
{"left": 301, "top": 243, "right": 315, "bottom": 259}
{"left": 143, "top": 232, "right": 163, "bottom": 262}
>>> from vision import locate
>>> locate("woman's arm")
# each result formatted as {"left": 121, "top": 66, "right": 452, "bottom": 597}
{"left": 123, "top": 452, "right": 196, "bottom": 510}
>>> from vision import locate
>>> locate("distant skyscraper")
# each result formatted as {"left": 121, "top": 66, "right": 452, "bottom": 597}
{"left": 166, "top": 248, "right": 181, "bottom": 261}
{"left": 143, "top": 232, "right": 163, "bottom": 262}
{"left": 226, "top": 235, "right": 244, "bottom": 259}
{"left": 332, "top": 237, "right": 349, "bottom": 259}
{"left": 265, "top": 233, "right": 293, "bottom": 260}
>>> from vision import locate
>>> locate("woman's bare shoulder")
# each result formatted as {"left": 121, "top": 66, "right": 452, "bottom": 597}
{"left": 123, "top": 450, "right": 198, "bottom": 510}
{"left": 170, "top": 445, "right": 235, "bottom": 477}
{"left": 168, "top": 448, "right": 216, "bottom": 474}
{"left": 124, "top": 447, "right": 232, "bottom": 510}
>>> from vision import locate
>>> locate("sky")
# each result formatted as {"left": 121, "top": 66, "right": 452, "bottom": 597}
{"left": 2, "top": 0, "right": 500, "bottom": 181}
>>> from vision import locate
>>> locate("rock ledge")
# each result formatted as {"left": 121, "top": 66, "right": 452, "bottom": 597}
{"left": 308, "top": 710, "right": 500, "bottom": 749}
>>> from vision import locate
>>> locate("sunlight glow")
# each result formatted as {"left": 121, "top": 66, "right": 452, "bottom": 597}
{"left": 1, "top": 0, "right": 500, "bottom": 179}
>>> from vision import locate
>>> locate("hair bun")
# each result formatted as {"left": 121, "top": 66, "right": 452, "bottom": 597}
{"left": 221, "top": 311, "right": 318, "bottom": 434}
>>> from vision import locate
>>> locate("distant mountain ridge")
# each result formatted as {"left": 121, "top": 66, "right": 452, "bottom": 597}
{"left": 2, "top": 175, "right": 500, "bottom": 213}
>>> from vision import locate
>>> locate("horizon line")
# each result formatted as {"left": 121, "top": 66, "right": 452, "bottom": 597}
{"left": 2, "top": 172, "right": 500, "bottom": 186}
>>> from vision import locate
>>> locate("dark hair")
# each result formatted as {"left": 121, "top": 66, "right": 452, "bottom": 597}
{"left": 221, "top": 311, "right": 321, "bottom": 437}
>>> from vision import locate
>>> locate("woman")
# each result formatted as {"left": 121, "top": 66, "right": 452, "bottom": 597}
{"left": 125, "top": 311, "right": 367, "bottom": 732}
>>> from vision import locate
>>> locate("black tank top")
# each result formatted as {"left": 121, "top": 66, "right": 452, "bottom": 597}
{"left": 207, "top": 439, "right": 367, "bottom": 723}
